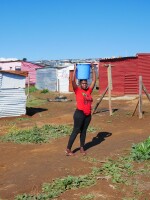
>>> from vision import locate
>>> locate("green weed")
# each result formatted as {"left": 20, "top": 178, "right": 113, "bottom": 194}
{"left": 15, "top": 175, "right": 96, "bottom": 200}
{"left": 26, "top": 86, "right": 38, "bottom": 93}
{"left": 81, "top": 156, "right": 100, "bottom": 164}
{"left": 26, "top": 95, "right": 47, "bottom": 107}
{"left": 0, "top": 125, "right": 96, "bottom": 144}
{"left": 11, "top": 135, "right": 150, "bottom": 200}
{"left": 0, "top": 124, "right": 72, "bottom": 144}
{"left": 41, "top": 89, "right": 49, "bottom": 93}
{"left": 80, "top": 193, "right": 95, "bottom": 200}
{"left": 16, "top": 118, "right": 30, "bottom": 121}
{"left": 131, "top": 137, "right": 150, "bottom": 161}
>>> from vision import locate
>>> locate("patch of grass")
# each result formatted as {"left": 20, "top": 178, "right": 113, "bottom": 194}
{"left": 131, "top": 137, "right": 150, "bottom": 161}
{"left": 16, "top": 117, "right": 30, "bottom": 121}
{"left": 41, "top": 89, "right": 49, "bottom": 93}
{"left": 0, "top": 125, "right": 96, "bottom": 144}
{"left": 14, "top": 151, "right": 150, "bottom": 200}
{"left": 81, "top": 156, "right": 100, "bottom": 164}
{"left": 87, "top": 126, "right": 97, "bottom": 133}
{"left": 122, "top": 198, "right": 138, "bottom": 200}
{"left": 26, "top": 86, "right": 38, "bottom": 93}
{"left": 12, "top": 135, "right": 150, "bottom": 200}
{"left": 15, "top": 175, "right": 96, "bottom": 200}
{"left": 26, "top": 95, "right": 47, "bottom": 107}
{"left": 80, "top": 193, "right": 95, "bottom": 200}
{"left": 0, "top": 124, "right": 72, "bottom": 144}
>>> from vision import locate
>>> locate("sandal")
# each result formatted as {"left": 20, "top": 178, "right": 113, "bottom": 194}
{"left": 65, "top": 149, "right": 74, "bottom": 156}
{"left": 80, "top": 147, "right": 87, "bottom": 156}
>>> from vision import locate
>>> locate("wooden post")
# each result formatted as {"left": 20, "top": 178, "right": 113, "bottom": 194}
{"left": 58, "top": 79, "right": 60, "bottom": 97}
{"left": 27, "top": 74, "right": 30, "bottom": 99}
{"left": 107, "top": 64, "right": 113, "bottom": 116}
{"left": 139, "top": 76, "right": 142, "bottom": 119}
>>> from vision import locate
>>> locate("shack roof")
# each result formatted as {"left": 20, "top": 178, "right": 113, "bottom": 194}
{"left": 0, "top": 70, "right": 28, "bottom": 77}
{"left": 100, "top": 56, "right": 137, "bottom": 62}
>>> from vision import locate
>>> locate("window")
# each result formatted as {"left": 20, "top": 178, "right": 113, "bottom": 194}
{"left": 15, "top": 66, "right": 21, "bottom": 71}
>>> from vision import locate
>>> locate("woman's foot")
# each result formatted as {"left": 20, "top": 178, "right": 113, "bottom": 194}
{"left": 80, "top": 147, "right": 87, "bottom": 156}
{"left": 65, "top": 149, "right": 74, "bottom": 156}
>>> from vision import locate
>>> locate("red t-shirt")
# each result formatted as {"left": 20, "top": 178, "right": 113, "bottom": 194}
{"left": 74, "top": 87, "right": 93, "bottom": 115}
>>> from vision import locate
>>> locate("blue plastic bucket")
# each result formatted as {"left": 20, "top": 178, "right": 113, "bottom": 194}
{"left": 76, "top": 63, "right": 90, "bottom": 79}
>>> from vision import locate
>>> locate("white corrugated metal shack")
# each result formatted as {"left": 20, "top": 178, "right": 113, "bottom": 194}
{"left": 0, "top": 70, "right": 28, "bottom": 118}
{"left": 36, "top": 63, "right": 74, "bottom": 92}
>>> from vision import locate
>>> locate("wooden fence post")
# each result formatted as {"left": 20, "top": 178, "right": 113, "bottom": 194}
{"left": 107, "top": 64, "right": 113, "bottom": 116}
{"left": 139, "top": 76, "right": 142, "bottom": 119}
{"left": 27, "top": 74, "right": 30, "bottom": 99}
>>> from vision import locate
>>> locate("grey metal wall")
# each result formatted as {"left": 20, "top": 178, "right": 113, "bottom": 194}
{"left": 36, "top": 68, "right": 57, "bottom": 91}
{"left": 0, "top": 88, "right": 26, "bottom": 118}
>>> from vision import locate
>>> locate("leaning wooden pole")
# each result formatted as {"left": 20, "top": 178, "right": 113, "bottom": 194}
{"left": 92, "top": 86, "right": 108, "bottom": 115}
{"left": 142, "top": 83, "right": 150, "bottom": 101}
{"left": 132, "top": 99, "right": 139, "bottom": 117}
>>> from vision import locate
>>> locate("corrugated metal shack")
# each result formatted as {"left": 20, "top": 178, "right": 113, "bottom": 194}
{"left": 99, "top": 53, "right": 150, "bottom": 95}
{"left": 21, "top": 61, "right": 43, "bottom": 85}
{"left": 0, "top": 60, "right": 43, "bottom": 85}
{"left": 0, "top": 70, "right": 28, "bottom": 118}
{"left": 36, "top": 63, "right": 74, "bottom": 92}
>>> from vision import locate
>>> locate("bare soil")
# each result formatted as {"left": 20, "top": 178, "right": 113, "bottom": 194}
{"left": 0, "top": 91, "right": 150, "bottom": 200}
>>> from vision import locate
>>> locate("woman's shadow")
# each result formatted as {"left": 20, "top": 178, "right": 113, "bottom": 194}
{"left": 73, "top": 132, "right": 112, "bottom": 153}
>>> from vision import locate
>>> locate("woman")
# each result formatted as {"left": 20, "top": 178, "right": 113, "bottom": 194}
{"left": 65, "top": 63, "right": 96, "bottom": 156}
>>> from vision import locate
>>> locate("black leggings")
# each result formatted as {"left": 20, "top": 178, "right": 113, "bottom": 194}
{"left": 67, "top": 109, "right": 91, "bottom": 150}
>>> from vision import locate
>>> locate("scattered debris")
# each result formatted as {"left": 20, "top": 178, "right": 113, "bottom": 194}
{"left": 47, "top": 96, "right": 72, "bottom": 102}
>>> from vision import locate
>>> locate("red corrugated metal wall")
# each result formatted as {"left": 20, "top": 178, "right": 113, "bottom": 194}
{"left": 138, "top": 53, "right": 150, "bottom": 93}
{"left": 99, "top": 57, "right": 138, "bottom": 95}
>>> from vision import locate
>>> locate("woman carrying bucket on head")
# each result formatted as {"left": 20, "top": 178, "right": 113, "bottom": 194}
{"left": 65, "top": 63, "right": 96, "bottom": 156}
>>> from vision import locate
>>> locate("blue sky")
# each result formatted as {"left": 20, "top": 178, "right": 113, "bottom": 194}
{"left": 0, "top": 0, "right": 150, "bottom": 61}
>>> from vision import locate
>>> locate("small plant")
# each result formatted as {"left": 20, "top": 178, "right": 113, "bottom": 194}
{"left": 81, "top": 156, "right": 100, "bottom": 164}
{"left": 131, "top": 137, "right": 150, "bottom": 161}
{"left": 41, "top": 89, "right": 49, "bottom": 93}
{"left": 27, "top": 86, "right": 38, "bottom": 93}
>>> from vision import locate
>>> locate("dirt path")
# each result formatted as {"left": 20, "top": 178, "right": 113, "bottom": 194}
{"left": 0, "top": 92, "right": 150, "bottom": 199}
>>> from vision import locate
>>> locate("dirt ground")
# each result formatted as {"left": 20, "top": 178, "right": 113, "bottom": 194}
{"left": 0, "top": 91, "right": 150, "bottom": 200}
